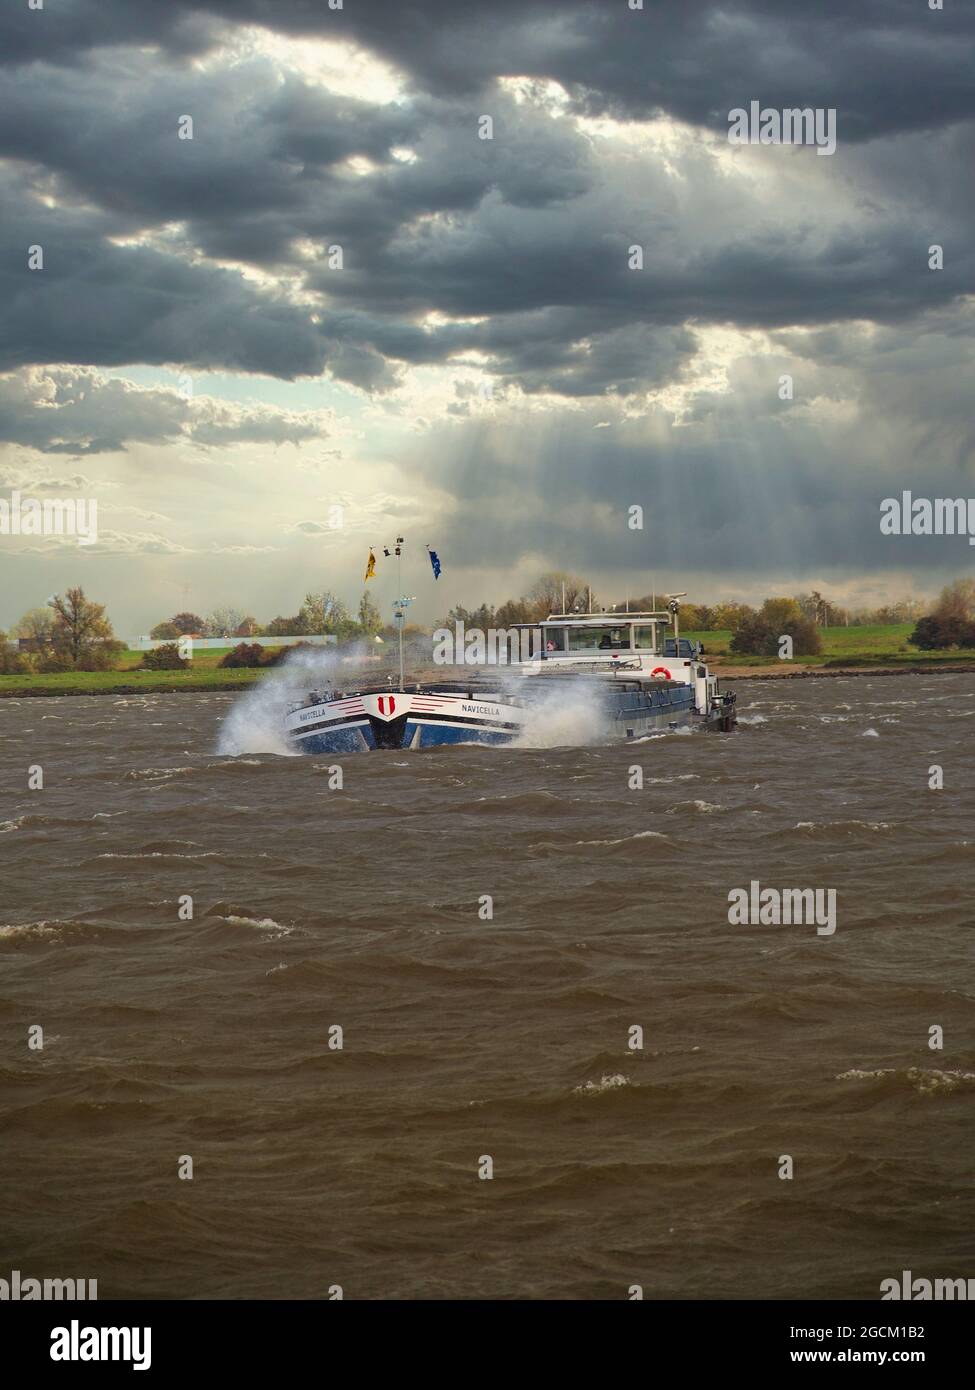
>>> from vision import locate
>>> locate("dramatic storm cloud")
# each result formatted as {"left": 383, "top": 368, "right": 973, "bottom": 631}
{"left": 0, "top": 0, "right": 972, "bottom": 631}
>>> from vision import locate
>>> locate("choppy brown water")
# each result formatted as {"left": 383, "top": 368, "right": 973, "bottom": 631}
{"left": 1, "top": 673, "right": 973, "bottom": 1300}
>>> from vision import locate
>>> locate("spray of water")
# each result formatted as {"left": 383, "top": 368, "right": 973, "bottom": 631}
{"left": 217, "top": 645, "right": 614, "bottom": 756}
{"left": 500, "top": 673, "right": 611, "bottom": 749}
{"left": 216, "top": 645, "right": 371, "bottom": 756}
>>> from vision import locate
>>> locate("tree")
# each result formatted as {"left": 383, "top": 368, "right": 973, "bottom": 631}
{"left": 0, "top": 628, "right": 33, "bottom": 674}
{"left": 206, "top": 607, "right": 247, "bottom": 638}
{"left": 676, "top": 603, "right": 704, "bottom": 629}
{"left": 264, "top": 614, "right": 308, "bottom": 636}
{"left": 300, "top": 591, "right": 349, "bottom": 635}
{"left": 680, "top": 603, "right": 714, "bottom": 630}
{"left": 527, "top": 572, "right": 593, "bottom": 619}
{"left": 170, "top": 612, "right": 206, "bottom": 635}
{"left": 711, "top": 601, "right": 756, "bottom": 631}
{"left": 909, "top": 581, "right": 975, "bottom": 650}
{"left": 12, "top": 607, "right": 54, "bottom": 647}
{"left": 234, "top": 617, "right": 260, "bottom": 637}
{"left": 48, "top": 588, "right": 115, "bottom": 666}
{"left": 495, "top": 598, "right": 532, "bottom": 627}
{"left": 150, "top": 621, "right": 181, "bottom": 640}
{"left": 357, "top": 591, "right": 383, "bottom": 633}
{"left": 730, "top": 598, "right": 821, "bottom": 658}
{"left": 441, "top": 603, "right": 496, "bottom": 630}
{"left": 933, "top": 578, "right": 975, "bottom": 626}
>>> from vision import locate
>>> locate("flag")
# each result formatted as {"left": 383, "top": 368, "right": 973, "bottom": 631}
{"left": 427, "top": 546, "right": 441, "bottom": 579}
{"left": 364, "top": 549, "right": 376, "bottom": 581}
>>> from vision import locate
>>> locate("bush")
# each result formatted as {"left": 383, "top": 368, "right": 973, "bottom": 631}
{"left": 141, "top": 643, "right": 190, "bottom": 670}
{"left": 219, "top": 642, "right": 267, "bottom": 668}
{"left": 150, "top": 621, "right": 181, "bottom": 640}
{"left": 909, "top": 614, "right": 975, "bottom": 650}
{"left": 730, "top": 616, "right": 822, "bottom": 658}
{"left": 35, "top": 651, "right": 75, "bottom": 673}
{"left": 0, "top": 646, "right": 34, "bottom": 674}
{"left": 77, "top": 639, "right": 127, "bottom": 672}
{"left": 730, "top": 602, "right": 822, "bottom": 658}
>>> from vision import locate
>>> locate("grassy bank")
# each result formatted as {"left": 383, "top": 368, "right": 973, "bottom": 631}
{"left": 0, "top": 647, "right": 266, "bottom": 697}
{"left": 685, "top": 623, "right": 974, "bottom": 670}
{"left": 2, "top": 629, "right": 974, "bottom": 697}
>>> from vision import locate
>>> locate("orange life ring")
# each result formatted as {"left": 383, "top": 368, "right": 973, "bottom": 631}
{"left": 651, "top": 666, "right": 672, "bottom": 680}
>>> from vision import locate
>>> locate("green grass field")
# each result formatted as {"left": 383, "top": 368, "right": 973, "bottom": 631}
{"left": 0, "top": 647, "right": 266, "bottom": 697}
{"left": 2, "top": 628, "right": 973, "bottom": 696}
{"left": 683, "top": 623, "right": 971, "bottom": 668}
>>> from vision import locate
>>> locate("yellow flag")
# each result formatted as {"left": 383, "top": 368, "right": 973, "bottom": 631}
{"left": 364, "top": 548, "right": 376, "bottom": 581}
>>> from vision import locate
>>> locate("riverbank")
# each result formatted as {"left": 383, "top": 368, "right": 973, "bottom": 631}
{"left": 2, "top": 655, "right": 974, "bottom": 697}
{"left": 715, "top": 660, "right": 975, "bottom": 680}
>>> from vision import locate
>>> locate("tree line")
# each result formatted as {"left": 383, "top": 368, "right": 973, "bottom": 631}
{"left": 148, "top": 591, "right": 384, "bottom": 641}
{"left": 439, "top": 571, "right": 928, "bottom": 656}
{"left": 3, "top": 575, "right": 972, "bottom": 676}
{"left": 1, "top": 588, "right": 122, "bottom": 673}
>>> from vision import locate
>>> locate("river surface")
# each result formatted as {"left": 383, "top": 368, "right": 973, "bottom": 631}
{"left": 1, "top": 672, "right": 973, "bottom": 1299}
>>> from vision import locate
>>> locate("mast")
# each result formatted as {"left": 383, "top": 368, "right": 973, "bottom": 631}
{"left": 387, "top": 537, "right": 415, "bottom": 688}
{"left": 397, "top": 538, "right": 404, "bottom": 686}
{"left": 666, "top": 592, "right": 687, "bottom": 657}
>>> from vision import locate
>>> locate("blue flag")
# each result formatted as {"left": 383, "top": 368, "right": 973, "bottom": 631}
{"left": 428, "top": 547, "right": 442, "bottom": 579}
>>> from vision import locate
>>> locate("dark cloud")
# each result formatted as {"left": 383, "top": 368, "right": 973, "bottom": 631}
{"left": 0, "top": 169, "right": 331, "bottom": 378}
{"left": 4, "top": 1, "right": 974, "bottom": 142}
{"left": 400, "top": 317, "right": 975, "bottom": 582}
{"left": 1, "top": 0, "right": 973, "bottom": 621}
{"left": 1, "top": 14, "right": 973, "bottom": 396}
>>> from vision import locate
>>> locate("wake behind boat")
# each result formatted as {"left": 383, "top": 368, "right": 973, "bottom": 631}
{"left": 284, "top": 607, "right": 736, "bottom": 753}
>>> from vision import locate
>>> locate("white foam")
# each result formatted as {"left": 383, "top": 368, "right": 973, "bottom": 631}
{"left": 575, "top": 829, "right": 668, "bottom": 846}
{"left": 506, "top": 676, "right": 611, "bottom": 750}
{"left": 573, "top": 1074, "right": 630, "bottom": 1096}
{"left": 216, "top": 645, "right": 364, "bottom": 756}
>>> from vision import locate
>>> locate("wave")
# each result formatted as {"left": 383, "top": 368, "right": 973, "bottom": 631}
{"left": 836, "top": 1067, "right": 975, "bottom": 1096}
{"left": 793, "top": 820, "right": 892, "bottom": 835}
{"left": 1, "top": 812, "right": 127, "bottom": 832}
{"left": 95, "top": 850, "right": 220, "bottom": 861}
{"left": 572, "top": 1074, "right": 631, "bottom": 1097}
{"left": 124, "top": 766, "right": 196, "bottom": 782}
{"left": 202, "top": 904, "right": 295, "bottom": 939}
{"left": 574, "top": 829, "right": 669, "bottom": 846}
{"left": 0, "top": 921, "right": 63, "bottom": 941}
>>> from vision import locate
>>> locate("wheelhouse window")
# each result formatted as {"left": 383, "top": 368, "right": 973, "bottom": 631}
{"left": 633, "top": 625, "right": 657, "bottom": 649}
{"left": 566, "top": 626, "right": 631, "bottom": 652}
{"left": 541, "top": 628, "right": 568, "bottom": 654}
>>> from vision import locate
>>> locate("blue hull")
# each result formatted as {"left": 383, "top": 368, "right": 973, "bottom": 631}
{"left": 296, "top": 719, "right": 515, "bottom": 754}
{"left": 292, "top": 698, "right": 703, "bottom": 754}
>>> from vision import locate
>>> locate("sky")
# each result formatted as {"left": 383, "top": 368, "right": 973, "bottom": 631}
{"left": 1, "top": 0, "right": 973, "bottom": 635}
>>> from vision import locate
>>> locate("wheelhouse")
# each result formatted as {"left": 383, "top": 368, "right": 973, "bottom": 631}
{"left": 511, "top": 611, "right": 678, "bottom": 660}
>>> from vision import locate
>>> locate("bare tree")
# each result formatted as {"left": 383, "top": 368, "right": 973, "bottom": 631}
{"left": 49, "top": 588, "right": 114, "bottom": 664}
{"left": 526, "top": 571, "right": 593, "bottom": 619}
